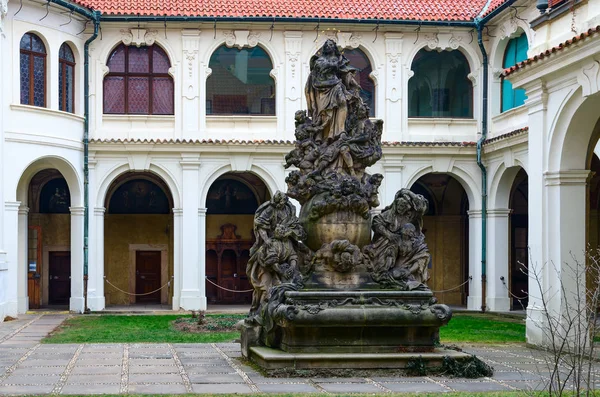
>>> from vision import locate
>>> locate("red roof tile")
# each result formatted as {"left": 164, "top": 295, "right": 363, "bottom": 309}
{"left": 72, "top": 0, "right": 490, "bottom": 21}
{"left": 504, "top": 25, "right": 600, "bottom": 76}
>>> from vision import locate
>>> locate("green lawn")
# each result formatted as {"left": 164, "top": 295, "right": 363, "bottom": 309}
{"left": 43, "top": 312, "right": 526, "bottom": 344}
{"left": 440, "top": 313, "right": 526, "bottom": 343}
{"left": 42, "top": 314, "right": 243, "bottom": 344}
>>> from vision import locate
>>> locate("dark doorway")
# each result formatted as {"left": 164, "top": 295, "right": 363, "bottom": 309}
{"left": 136, "top": 251, "right": 161, "bottom": 303}
{"left": 49, "top": 251, "right": 71, "bottom": 305}
{"left": 509, "top": 169, "right": 529, "bottom": 309}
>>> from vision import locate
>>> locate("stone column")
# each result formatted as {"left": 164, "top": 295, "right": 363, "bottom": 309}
{"left": 486, "top": 208, "right": 512, "bottom": 312}
{"left": 179, "top": 156, "right": 202, "bottom": 310}
{"left": 283, "top": 32, "right": 303, "bottom": 140}
{"left": 172, "top": 208, "right": 183, "bottom": 310}
{"left": 69, "top": 206, "right": 85, "bottom": 313}
{"left": 89, "top": 207, "right": 105, "bottom": 311}
{"left": 198, "top": 208, "right": 208, "bottom": 310}
{"left": 382, "top": 160, "right": 403, "bottom": 208}
{"left": 466, "top": 209, "right": 483, "bottom": 310}
{"left": 17, "top": 205, "right": 29, "bottom": 313}
{"left": 384, "top": 33, "right": 403, "bottom": 141}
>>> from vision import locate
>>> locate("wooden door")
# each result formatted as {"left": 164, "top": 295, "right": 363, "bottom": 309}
{"left": 136, "top": 251, "right": 161, "bottom": 303}
{"left": 511, "top": 214, "right": 529, "bottom": 309}
{"left": 219, "top": 250, "right": 237, "bottom": 303}
{"left": 49, "top": 251, "right": 70, "bottom": 305}
{"left": 206, "top": 250, "right": 219, "bottom": 303}
{"left": 238, "top": 250, "right": 252, "bottom": 304}
{"left": 28, "top": 226, "right": 42, "bottom": 309}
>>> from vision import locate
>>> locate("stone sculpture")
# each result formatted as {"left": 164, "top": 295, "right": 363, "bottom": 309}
{"left": 241, "top": 40, "right": 460, "bottom": 369}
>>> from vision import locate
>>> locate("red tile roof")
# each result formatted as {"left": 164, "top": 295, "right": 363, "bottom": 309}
{"left": 504, "top": 25, "right": 600, "bottom": 76}
{"left": 72, "top": 0, "right": 492, "bottom": 21}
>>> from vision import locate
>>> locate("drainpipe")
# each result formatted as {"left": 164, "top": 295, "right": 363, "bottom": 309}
{"left": 474, "top": 16, "right": 489, "bottom": 312}
{"left": 83, "top": 12, "right": 101, "bottom": 314}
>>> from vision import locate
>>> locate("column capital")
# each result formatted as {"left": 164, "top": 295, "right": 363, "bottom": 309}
{"left": 173, "top": 208, "right": 183, "bottom": 216}
{"left": 180, "top": 155, "right": 201, "bottom": 170}
{"left": 487, "top": 208, "right": 512, "bottom": 217}
{"left": 5, "top": 201, "right": 21, "bottom": 211}
{"left": 69, "top": 206, "right": 85, "bottom": 216}
{"left": 544, "top": 170, "right": 591, "bottom": 186}
{"left": 198, "top": 208, "right": 208, "bottom": 216}
{"left": 467, "top": 209, "right": 483, "bottom": 218}
{"left": 18, "top": 205, "right": 29, "bottom": 215}
{"left": 93, "top": 207, "right": 106, "bottom": 216}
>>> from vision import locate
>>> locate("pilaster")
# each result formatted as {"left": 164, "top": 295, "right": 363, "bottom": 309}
{"left": 69, "top": 206, "right": 85, "bottom": 313}
{"left": 182, "top": 29, "right": 201, "bottom": 137}
{"left": 466, "top": 209, "right": 483, "bottom": 311}
{"left": 89, "top": 207, "right": 105, "bottom": 311}
{"left": 17, "top": 205, "right": 28, "bottom": 313}
{"left": 283, "top": 31, "right": 303, "bottom": 140}
{"left": 384, "top": 33, "right": 403, "bottom": 141}
{"left": 486, "top": 209, "right": 512, "bottom": 312}
{"left": 198, "top": 208, "right": 208, "bottom": 310}
{"left": 4, "top": 202, "right": 20, "bottom": 316}
{"left": 172, "top": 208, "right": 183, "bottom": 310}
{"left": 179, "top": 156, "right": 202, "bottom": 310}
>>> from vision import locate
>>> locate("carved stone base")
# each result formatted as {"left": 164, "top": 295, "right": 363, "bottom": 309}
{"left": 248, "top": 346, "right": 469, "bottom": 370}
{"left": 241, "top": 290, "right": 453, "bottom": 367}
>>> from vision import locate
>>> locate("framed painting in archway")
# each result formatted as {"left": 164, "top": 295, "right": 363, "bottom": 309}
{"left": 40, "top": 178, "right": 71, "bottom": 214}
{"left": 108, "top": 179, "right": 170, "bottom": 214}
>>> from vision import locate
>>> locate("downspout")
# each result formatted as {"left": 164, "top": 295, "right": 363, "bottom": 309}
{"left": 474, "top": 3, "right": 491, "bottom": 312}
{"left": 83, "top": 11, "right": 101, "bottom": 314}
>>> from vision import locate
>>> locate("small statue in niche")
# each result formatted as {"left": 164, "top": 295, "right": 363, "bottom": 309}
{"left": 364, "top": 189, "right": 430, "bottom": 289}
{"left": 246, "top": 192, "right": 307, "bottom": 319}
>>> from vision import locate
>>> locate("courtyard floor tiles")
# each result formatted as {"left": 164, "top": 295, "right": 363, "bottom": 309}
{"left": 2, "top": 313, "right": 599, "bottom": 395}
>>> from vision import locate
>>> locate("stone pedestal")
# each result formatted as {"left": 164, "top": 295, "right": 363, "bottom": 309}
{"left": 241, "top": 290, "right": 461, "bottom": 369}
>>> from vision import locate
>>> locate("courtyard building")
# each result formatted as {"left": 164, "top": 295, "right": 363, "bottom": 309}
{"left": 0, "top": 0, "right": 597, "bottom": 345}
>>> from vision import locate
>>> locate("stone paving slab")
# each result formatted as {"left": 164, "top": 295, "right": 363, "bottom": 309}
{"left": 5, "top": 314, "right": 600, "bottom": 395}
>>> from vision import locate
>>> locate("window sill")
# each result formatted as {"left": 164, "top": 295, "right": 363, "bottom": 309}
{"left": 103, "top": 114, "right": 175, "bottom": 122}
{"left": 492, "top": 105, "right": 528, "bottom": 122}
{"left": 10, "top": 104, "right": 84, "bottom": 122}
{"left": 408, "top": 118, "right": 477, "bottom": 124}
{"left": 206, "top": 115, "right": 277, "bottom": 122}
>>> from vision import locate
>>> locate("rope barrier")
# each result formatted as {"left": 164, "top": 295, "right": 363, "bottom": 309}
{"left": 500, "top": 277, "right": 528, "bottom": 300}
{"left": 431, "top": 277, "right": 471, "bottom": 293}
{"left": 205, "top": 277, "right": 253, "bottom": 293}
{"left": 104, "top": 276, "right": 172, "bottom": 296}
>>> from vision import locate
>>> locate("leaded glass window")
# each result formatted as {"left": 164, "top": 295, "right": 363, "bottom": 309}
{"left": 408, "top": 49, "right": 473, "bottom": 118}
{"left": 59, "top": 43, "right": 75, "bottom": 113}
{"left": 20, "top": 33, "right": 46, "bottom": 107}
{"left": 207, "top": 45, "right": 275, "bottom": 115}
{"left": 103, "top": 44, "right": 173, "bottom": 115}
{"left": 343, "top": 48, "right": 375, "bottom": 117}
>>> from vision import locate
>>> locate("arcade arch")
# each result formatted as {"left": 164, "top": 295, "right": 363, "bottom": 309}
{"left": 103, "top": 172, "right": 174, "bottom": 306}
{"left": 204, "top": 172, "right": 270, "bottom": 304}
{"left": 410, "top": 173, "right": 469, "bottom": 306}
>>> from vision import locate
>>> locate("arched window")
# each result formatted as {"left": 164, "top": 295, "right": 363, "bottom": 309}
{"left": 207, "top": 45, "right": 275, "bottom": 115}
{"left": 408, "top": 49, "right": 473, "bottom": 118}
{"left": 59, "top": 43, "right": 75, "bottom": 113}
{"left": 103, "top": 44, "right": 174, "bottom": 115}
{"left": 20, "top": 33, "right": 46, "bottom": 107}
{"left": 502, "top": 33, "right": 528, "bottom": 112}
{"left": 343, "top": 48, "right": 375, "bottom": 117}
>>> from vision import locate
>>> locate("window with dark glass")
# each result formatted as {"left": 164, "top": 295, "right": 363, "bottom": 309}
{"left": 408, "top": 49, "right": 473, "bottom": 118}
{"left": 343, "top": 48, "right": 375, "bottom": 117}
{"left": 59, "top": 43, "right": 75, "bottom": 113}
{"left": 207, "top": 45, "right": 275, "bottom": 115}
{"left": 502, "top": 33, "right": 528, "bottom": 112}
{"left": 20, "top": 33, "right": 46, "bottom": 107}
{"left": 103, "top": 44, "right": 174, "bottom": 115}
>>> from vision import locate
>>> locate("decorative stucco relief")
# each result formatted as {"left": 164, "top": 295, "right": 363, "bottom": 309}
{"left": 120, "top": 28, "right": 159, "bottom": 47}
{"left": 223, "top": 30, "right": 260, "bottom": 49}
{"left": 578, "top": 61, "right": 600, "bottom": 98}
